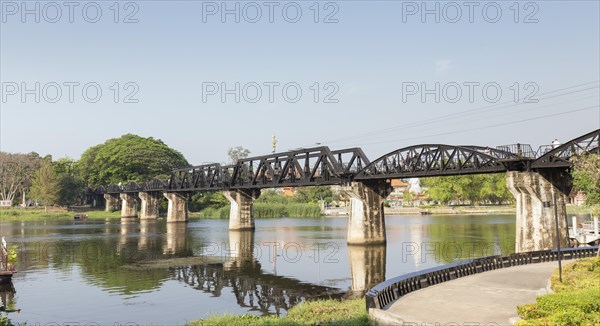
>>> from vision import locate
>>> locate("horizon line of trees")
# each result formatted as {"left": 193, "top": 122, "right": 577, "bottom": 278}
{"left": 2, "top": 134, "right": 598, "bottom": 213}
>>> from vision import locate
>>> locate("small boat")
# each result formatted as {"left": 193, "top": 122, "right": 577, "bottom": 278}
{"left": 0, "top": 271, "right": 15, "bottom": 284}
{"left": 569, "top": 216, "right": 600, "bottom": 246}
{"left": 73, "top": 214, "right": 88, "bottom": 220}
{"left": 0, "top": 237, "right": 16, "bottom": 284}
{"left": 420, "top": 210, "right": 431, "bottom": 215}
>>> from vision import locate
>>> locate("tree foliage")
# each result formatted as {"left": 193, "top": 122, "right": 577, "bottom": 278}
{"left": 421, "top": 173, "right": 512, "bottom": 205}
{"left": 227, "top": 146, "right": 250, "bottom": 164}
{"left": 0, "top": 152, "right": 42, "bottom": 203}
{"left": 188, "top": 192, "right": 229, "bottom": 212}
{"left": 54, "top": 157, "right": 85, "bottom": 206}
{"left": 29, "top": 161, "right": 60, "bottom": 206}
{"left": 78, "top": 134, "right": 190, "bottom": 186}
{"left": 293, "top": 186, "right": 333, "bottom": 203}
{"left": 571, "top": 154, "right": 600, "bottom": 206}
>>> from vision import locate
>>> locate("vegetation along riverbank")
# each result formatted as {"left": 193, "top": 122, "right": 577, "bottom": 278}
{"left": 189, "top": 298, "right": 368, "bottom": 326}
{"left": 516, "top": 257, "right": 600, "bottom": 325}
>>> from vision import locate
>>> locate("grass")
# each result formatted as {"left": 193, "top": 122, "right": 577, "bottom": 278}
{"left": 191, "top": 203, "right": 323, "bottom": 219}
{"left": 0, "top": 208, "right": 121, "bottom": 221}
{"left": 189, "top": 298, "right": 369, "bottom": 326}
{"left": 515, "top": 257, "right": 600, "bottom": 326}
{"left": 566, "top": 205, "right": 598, "bottom": 216}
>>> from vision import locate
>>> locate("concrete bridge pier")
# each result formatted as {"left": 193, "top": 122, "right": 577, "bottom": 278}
{"left": 223, "top": 189, "right": 261, "bottom": 230}
{"left": 139, "top": 192, "right": 160, "bottom": 220}
{"left": 120, "top": 193, "right": 138, "bottom": 218}
{"left": 346, "top": 244, "right": 386, "bottom": 299}
{"left": 506, "top": 171, "right": 570, "bottom": 252}
{"left": 163, "top": 222, "right": 188, "bottom": 254}
{"left": 138, "top": 220, "right": 159, "bottom": 250}
{"left": 224, "top": 230, "right": 257, "bottom": 271}
{"left": 164, "top": 192, "right": 188, "bottom": 222}
{"left": 343, "top": 181, "right": 392, "bottom": 245}
{"left": 104, "top": 194, "right": 119, "bottom": 212}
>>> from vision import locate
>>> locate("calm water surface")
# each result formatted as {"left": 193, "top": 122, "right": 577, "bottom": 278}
{"left": 0, "top": 215, "right": 515, "bottom": 324}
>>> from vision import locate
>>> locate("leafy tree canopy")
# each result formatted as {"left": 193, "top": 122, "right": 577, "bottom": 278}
{"left": 421, "top": 173, "right": 512, "bottom": 205}
{"left": 29, "top": 161, "right": 60, "bottom": 206}
{"left": 78, "top": 134, "right": 190, "bottom": 186}
{"left": 572, "top": 154, "right": 600, "bottom": 207}
{"left": 227, "top": 146, "right": 250, "bottom": 164}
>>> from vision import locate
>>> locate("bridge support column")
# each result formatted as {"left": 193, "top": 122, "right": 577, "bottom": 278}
{"left": 163, "top": 192, "right": 188, "bottom": 223}
{"left": 163, "top": 222, "right": 188, "bottom": 254}
{"left": 343, "top": 181, "right": 392, "bottom": 245}
{"left": 120, "top": 193, "right": 138, "bottom": 218}
{"left": 224, "top": 230, "right": 257, "bottom": 271}
{"left": 506, "top": 171, "right": 570, "bottom": 252}
{"left": 104, "top": 194, "right": 119, "bottom": 212}
{"left": 139, "top": 192, "right": 159, "bottom": 220}
{"left": 346, "top": 244, "right": 386, "bottom": 299}
{"left": 224, "top": 189, "right": 261, "bottom": 230}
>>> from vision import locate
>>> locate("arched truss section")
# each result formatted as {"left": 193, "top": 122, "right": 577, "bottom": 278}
{"left": 532, "top": 129, "right": 600, "bottom": 168}
{"left": 94, "top": 186, "right": 105, "bottom": 194}
{"left": 169, "top": 163, "right": 227, "bottom": 192}
{"left": 355, "top": 144, "right": 514, "bottom": 180}
{"left": 145, "top": 178, "right": 167, "bottom": 191}
{"left": 122, "top": 181, "right": 142, "bottom": 193}
{"left": 106, "top": 184, "right": 122, "bottom": 194}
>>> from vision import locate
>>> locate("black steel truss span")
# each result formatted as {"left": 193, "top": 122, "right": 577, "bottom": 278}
{"left": 90, "top": 130, "right": 598, "bottom": 194}
{"left": 532, "top": 129, "right": 600, "bottom": 168}
{"left": 354, "top": 144, "right": 522, "bottom": 180}
{"left": 168, "top": 147, "right": 370, "bottom": 192}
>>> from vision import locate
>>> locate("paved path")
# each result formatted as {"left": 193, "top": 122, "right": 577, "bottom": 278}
{"left": 370, "top": 261, "right": 564, "bottom": 325}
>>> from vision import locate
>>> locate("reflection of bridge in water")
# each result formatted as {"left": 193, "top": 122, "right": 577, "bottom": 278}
{"left": 2, "top": 219, "right": 387, "bottom": 315}
{"left": 112, "top": 222, "right": 387, "bottom": 314}
{"left": 165, "top": 230, "right": 386, "bottom": 315}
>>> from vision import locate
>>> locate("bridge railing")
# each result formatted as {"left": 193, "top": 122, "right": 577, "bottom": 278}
{"left": 496, "top": 144, "right": 536, "bottom": 159}
{"left": 365, "top": 246, "right": 598, "bottom": 310}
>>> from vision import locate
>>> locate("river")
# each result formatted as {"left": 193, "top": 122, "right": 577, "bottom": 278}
{"left": 0, "top": 214, "right": 515, "bottom": 324}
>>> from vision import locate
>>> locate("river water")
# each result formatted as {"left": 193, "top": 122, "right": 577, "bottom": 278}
{"left": 1, "top": 215, "right": 515, "bottom": 324}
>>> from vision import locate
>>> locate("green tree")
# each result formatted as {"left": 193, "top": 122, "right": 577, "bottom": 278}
{"left": 572, "top": 154, "right": 600, "bottom": 208}
{"left": 188, "top": 192, "right": 229, "bottom": 212}
{"left": 0, "top": 152, "right": 42, "bottom": 204}
{"left": 293, "top": 186, "right": 333, "bottom": 203}
{"left": 421, "top": 173, "right": 511, "bottom": 205}
{"left": 77, "top": 134, "right": 190, "bottom": 186}
{"left": 30, "top": 161, "right": 60, "bottom": 208}
{"left": 54, "top": 157, "right": 85, "bottom": 206}
{"left": 227, "top": 146, "right": 251, "bottom": 164}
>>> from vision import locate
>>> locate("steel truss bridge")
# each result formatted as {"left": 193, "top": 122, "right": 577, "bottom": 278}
{"left": 90, "top": 129, "right": 599, "bottom": 195}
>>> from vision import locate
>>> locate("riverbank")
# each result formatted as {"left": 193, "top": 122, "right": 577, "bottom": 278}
{"left": 0, "top": 208, "right": 121, "bottom": 221}
{"left": 188, "top": 298, "right": 368, "bottom": 326}
{"left": 1, "top": 204, "right": 591, "bottom": 222}
{"left": 191, "top": 203, "right": 322, "bottom": 219}
{"left": 516, "top": 257, "right": 600, "bottom": 325}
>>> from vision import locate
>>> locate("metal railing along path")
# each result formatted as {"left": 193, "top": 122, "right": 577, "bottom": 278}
{"left": 365, "top": 246, "right": 599, "bottom": 310}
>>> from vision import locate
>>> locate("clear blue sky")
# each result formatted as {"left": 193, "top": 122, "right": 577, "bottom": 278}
{"left": 1, "top": 0, "right": 599, "bottom": 164}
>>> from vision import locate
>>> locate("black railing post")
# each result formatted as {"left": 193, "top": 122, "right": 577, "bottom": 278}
{"left": 553, "top": 193, "right": 563, "bottom": 283}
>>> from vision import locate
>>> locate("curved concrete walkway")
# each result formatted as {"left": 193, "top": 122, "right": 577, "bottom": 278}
{"left": 370, "top": 261, "right": 564, "bottom": 325}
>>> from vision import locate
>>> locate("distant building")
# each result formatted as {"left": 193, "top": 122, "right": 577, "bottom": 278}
{"left": 281, "top": 187, "right": 297, "bottom": 197}
{"left": 568, "top": 190, "right": 586, "bottom": 206}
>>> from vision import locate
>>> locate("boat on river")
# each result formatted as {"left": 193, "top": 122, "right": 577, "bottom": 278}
{"left": 0, "top": 238, "right": 15, "bottom": 284}
{"left": 0, "top": 271, "right": 15, "bottom": 284}
{"left": 73, "top": 213, "right": 88, "bottom": 220}
{"left": 569, "top": 216, "right": 600, "bottom": 246}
